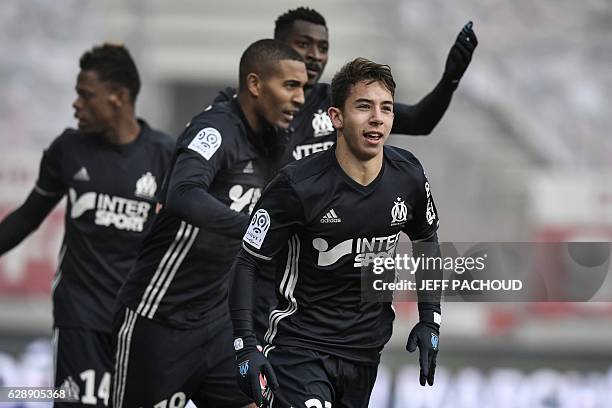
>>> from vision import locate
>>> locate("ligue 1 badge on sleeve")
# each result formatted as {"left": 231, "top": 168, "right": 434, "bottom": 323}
{"left": 244, "top": 209, "right": 271, "bottom": 249}
{"left": 188, "top": 127, "right": 222, "bottom": 160}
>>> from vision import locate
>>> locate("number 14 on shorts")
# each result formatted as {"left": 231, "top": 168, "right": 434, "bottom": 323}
{"left": 79, "top": 369, "right": 110, "bottom": 406}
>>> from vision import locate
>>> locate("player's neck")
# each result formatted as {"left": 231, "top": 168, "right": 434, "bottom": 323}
{"left": 237, "top": 94, "right": 266, "bottom": 135}
{"left": 335, "top": 142, "right": 383, "bottom": 186}
{"left": 304, "top": 84, "right": 315, "bottom": 99}
{"left": 103, "top": 115, "right": 141, "bottom": 145}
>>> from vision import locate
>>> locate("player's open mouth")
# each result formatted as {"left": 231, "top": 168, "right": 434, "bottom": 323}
{"left": 75, "top": 113, "right": 86, "bottom": 125}
{"left": 363, "top": 131, "right": 383, "bottom": 144}
{"left": 306, "top": 64, "right": 321, "bottom": 78}
{"left": 283, "top": 110, "right": 297, "bottom": 121}
{"left": 306, "top": 69, "right": 319, "bottom": 78}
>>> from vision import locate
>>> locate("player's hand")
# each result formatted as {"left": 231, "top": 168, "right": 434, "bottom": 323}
{"left": 406, "top": 321, "right": 439, "bottom": 386}
{"left": 236, "top": 348, "right": 279, "bottom": 407}
{"left": 443, "top": 21, "right": 478, "bottom": 84}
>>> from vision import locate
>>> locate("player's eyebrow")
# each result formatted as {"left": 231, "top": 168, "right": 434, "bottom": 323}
{"left": 297, "top": 34, "right": 328, "bottom": 45}
{"left": 283, "top": 79, "right": 303, "bottom": 87}
{"left": 353, "top": 98, "right": 394, "bottom": 106}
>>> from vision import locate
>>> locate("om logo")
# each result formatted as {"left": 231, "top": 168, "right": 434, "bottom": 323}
{"left": 311, "top": 109, "right": 334, "bottom": 137}
{"left": 391, "top": 197, "right": 408, "bottom": 224}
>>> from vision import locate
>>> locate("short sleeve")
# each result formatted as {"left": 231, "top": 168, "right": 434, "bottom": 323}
{"left": 242, "top": 172, "right": 303, "bottom": 261}
{"left": 35, "top": 135, "right": 65, "bottom": 197}
{"left": 403, "top": 168, "right": 439, "bottom": 241}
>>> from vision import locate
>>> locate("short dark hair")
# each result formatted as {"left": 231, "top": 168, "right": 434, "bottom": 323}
{"left": 331, "top": 58, "right": 396, "bottom": 109}
{"left": 79, "top": 43, "right": 141, "bottom": 105}
{"left": 274, "top": 7, "right": 327, "bottom": 40}
{"left": 238, "top": 39, "right": 304, "bottom": 91}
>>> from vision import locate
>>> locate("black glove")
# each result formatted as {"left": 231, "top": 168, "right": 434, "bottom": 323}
{"left": 443, "top": 21, "right": 478, "bottom": 85}
{"left": 406, "top": 321, "right": 439, "bottom": 386}
{"left": 236, "top": 347, "right": 279, "bottom": 407}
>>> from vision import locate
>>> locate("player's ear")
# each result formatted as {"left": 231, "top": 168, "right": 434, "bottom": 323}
{"left": 110, "top": 88, "right": 130, "bottom": 108}
{"left": 246, "top": 73, "right": 262, "bottom": 97}
{"left": 328, "top": 106, "right": 343, "bottom": 129}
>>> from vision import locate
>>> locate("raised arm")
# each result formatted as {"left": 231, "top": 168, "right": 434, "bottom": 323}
{"left": 392, "top": 22, "right": 478, "bottom": 135}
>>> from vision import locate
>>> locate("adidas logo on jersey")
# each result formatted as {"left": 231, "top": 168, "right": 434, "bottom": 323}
{"left": 72, "top": 166, "right": 90, "bottom": 181}
{"left": 320, "top": 209, "right": 341, "bottom": 223}
{"left": 243, "top": 160, "right": 254, "bottom": 174}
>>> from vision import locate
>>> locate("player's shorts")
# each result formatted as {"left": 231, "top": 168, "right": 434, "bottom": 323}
{"left": 52, "top": 326, "right": 113, "bottom": 407}
{"left": 263, "top": 345, "right": 378, "bottom": 408}
{"left": 111, "top": 306, "right": 252, "bottom": 408}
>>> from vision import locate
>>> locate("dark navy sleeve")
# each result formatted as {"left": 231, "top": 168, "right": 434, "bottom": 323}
{"left": 0, "top": 190, "right": 62, "bottom": 255}
{"left": 35, "top": 134, "right": 67, "bottom": 197}
{"left": 241, "top": 172, "right": 304, "bottom": 261}
{"left": 1, "top": 135, "right": 66, "bottom": 254}
{"left": 402, "top": 164, "right": 439, "bottom": 241}
{"left": 413, "top": 233, "right": 442, "bottom": 324}
{"left": 391, "top": 79, "right": 455, "bottom": 135}
{"left": 229, "top": 172, "right": 303, "bottom": 346}
{"left": 164, "top": 122, "right": 249, "bottom": 239}
{"left": 228, "top": 248, "right": 264, "bottom": 346}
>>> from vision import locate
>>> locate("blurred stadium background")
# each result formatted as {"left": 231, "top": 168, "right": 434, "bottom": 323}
{"left": 1, "top": 0, "right": 611, "bottom": 406}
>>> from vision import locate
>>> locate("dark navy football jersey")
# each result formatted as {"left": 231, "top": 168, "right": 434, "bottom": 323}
{"left": 214, "top": 83, "right": 453, "bottom": 340}
{"left": 242, "top": 145, "right": 439, "bottom": 364}
{"left": 35, "top": 120, "right": 174, "bottom": 332}
{"left": 118, "top": 100, "right": 276, "bottom": 328}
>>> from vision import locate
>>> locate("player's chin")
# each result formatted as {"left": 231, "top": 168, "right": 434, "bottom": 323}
{"left": 77, "top": 122, "right": 93, "bottom": 133}
{"left": 358, "top": 142, "right": 385, "bottom": 159}
{"left": 306, "top": 76, "right": 319, "bottom": 87}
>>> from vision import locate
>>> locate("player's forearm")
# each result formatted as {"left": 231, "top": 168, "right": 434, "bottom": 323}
{"left": 414, "top": 233, "right": 442, "bottom": 321}
{"left": 165, "top": 186, "right": 249, "bottom": 239}
{"left": 229, "top": 249, "right": 260, "bottom": 346}
{"left": 0, "top": 189, "right": 60, "bottom": 255}
{"left": 397, "top": 21, "right": 478, "bottom": 138}
{"left": 391, "top": 79, "right": 455, "bottom": 136}
{"left": 164, "top": 151, "right": 250, "bottom": 238}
